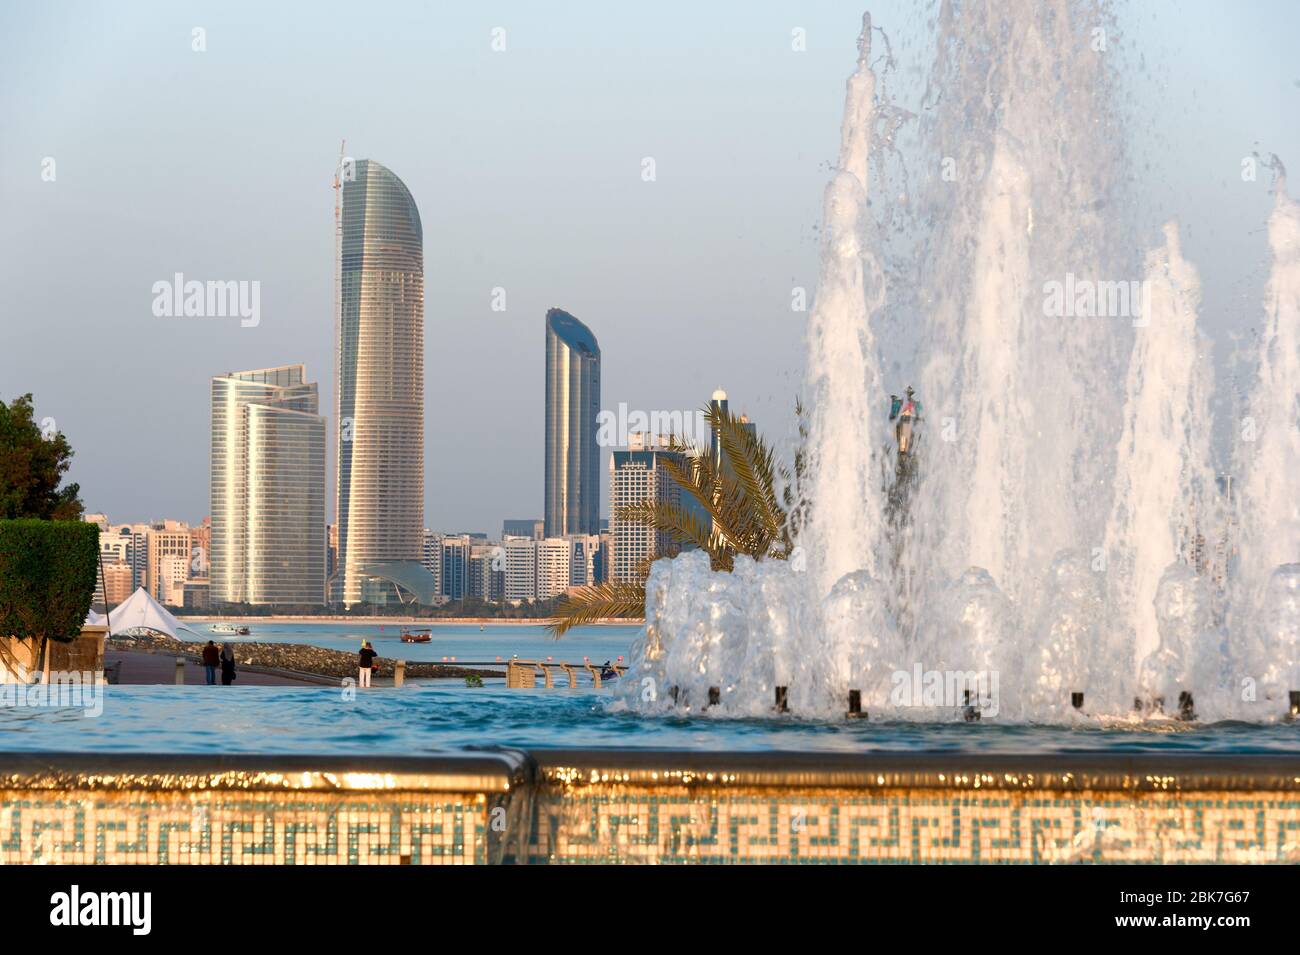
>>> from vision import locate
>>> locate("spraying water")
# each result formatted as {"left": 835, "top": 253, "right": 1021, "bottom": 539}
{"left": 1104, "top": 222, "right": 1217, "bottom": 711}
{"left": 802, "top": 12, "right": 888, "bottom": 597}
{"left": 617, "top": 3, "right": 1300, "bottom": 724}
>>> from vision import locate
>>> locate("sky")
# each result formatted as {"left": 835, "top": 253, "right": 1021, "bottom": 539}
{"left": 1, "top": 0, "right": 1297, "bottom": 535}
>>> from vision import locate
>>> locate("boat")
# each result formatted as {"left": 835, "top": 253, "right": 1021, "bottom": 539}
{"left": 212, "top": 623, "right": 251, "bottom": 636}
{"left": 400, "top": 627, "right": 432, "bottom": 644}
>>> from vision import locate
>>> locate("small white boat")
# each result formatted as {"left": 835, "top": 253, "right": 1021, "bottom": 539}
{"left": 212, "top": 623, "right": 251, "bottom": 636}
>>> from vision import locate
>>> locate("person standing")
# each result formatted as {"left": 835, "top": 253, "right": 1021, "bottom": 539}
{"left": 220, "top": 643, "right": 236, "bottom": 686}
{"left": 201, "top": 641, "right": 220, "bottom": 685}
{"left": 358, "top": 640, "right": 377, "bottom": 688}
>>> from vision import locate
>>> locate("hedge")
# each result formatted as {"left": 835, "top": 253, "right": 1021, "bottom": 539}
{"left": 0, "top": 519, "right": 100, "bottom": 644}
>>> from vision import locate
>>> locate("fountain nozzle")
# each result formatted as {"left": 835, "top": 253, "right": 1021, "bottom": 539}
{"left": 847, "top": 689, "right": 866, "bottom": 719}
{"left": 1070, "top": 692, "right": 1084, "bottom": 711}
{"left": 775, "top": 686, "right": 789, "bottom": 714}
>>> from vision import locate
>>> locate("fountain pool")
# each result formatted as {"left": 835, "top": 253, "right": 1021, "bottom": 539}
{"left": 2, "top": 684, "right": 1298, "bottom": 754}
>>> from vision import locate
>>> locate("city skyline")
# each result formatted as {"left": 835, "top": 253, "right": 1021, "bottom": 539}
{"left": 4, "top": 2, "right": 1296, "bottom": 536}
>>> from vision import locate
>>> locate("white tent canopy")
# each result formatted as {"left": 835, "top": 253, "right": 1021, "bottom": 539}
{"left": 83, "top": 608, "right": 106, "bottom": 627}
{"left": 98, "top": 588, "right": 199, "bottom": 640}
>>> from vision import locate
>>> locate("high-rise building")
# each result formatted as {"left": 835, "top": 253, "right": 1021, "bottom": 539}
{"left": 468, "top": 543, "right": 505, "bottom": 602}
{"left": 708, "top": 387, "right": 757, "bottom": 475}
{"left": 211, "top": 365, "right": 326, "bottom": 606}
{"left": 499, "top": 536, "right": 572, "bottom": 602}
{"left": 566, "top": 533, "right": 603, "bottom": 587}
{"left": 334, "top": 159, "right": 436, "bottom": 606}
{"left": 535, "top": 538, "right": 572, "bottom": 601}
{"left": 98, "top": 528, "right": 132, "bottom": 567}
{"left": 420, "top": 529, "right": 445, "bottom": 598}
{"left": 327, "top": 523, "right": 338, "bottom": 583}
{"left": 503, "top": 537, "right": 537, "bottom": 603}
{"left": 709, "top": 387, "right": 729, "bottom": 473}
{"left": 544, "top": 308, "right": 601, "bottom": 538}
{"left": 182, "top": 579, "right": 211, "bottom": 611}
{"left": 94, "top": 560, "right": 134, "bottom": 607}
{"left": 191, "top": 516, "right": 211, "bottom": 578}
{"left": 116, "top": 523, "right": 150, "bottom": 590}
{"left": 156, "top": 553, "right": 191, "bottom": 607}
{"left": 146, "top": 521, "right": 191, "bottom": 604}
{"left": 440, "top": 535, "right": 471, "bottom": 601}
{"left": 609, "top": 435, "right": 684, "bottom": 583}
{"left": 502, "top": 518, "right": 544, "bottom": 541}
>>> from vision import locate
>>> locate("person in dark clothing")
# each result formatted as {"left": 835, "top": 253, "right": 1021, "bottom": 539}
{"left": 201, "top": 641, "right": 220, "bottom": 685}
{"left": 220, "top": 644, "right": 236, "bottom": 686}
{"left": 358, "top": 640, "right": 378, "bottom": 688}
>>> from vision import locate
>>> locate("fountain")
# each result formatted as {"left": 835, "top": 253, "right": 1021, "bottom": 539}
{"left": 618, "top": 2, "right": 1300, "bottom": 723}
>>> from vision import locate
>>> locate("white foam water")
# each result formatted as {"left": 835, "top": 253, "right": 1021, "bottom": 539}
{"left": 616, "top": 3, "right": 1300, "bottom": 724}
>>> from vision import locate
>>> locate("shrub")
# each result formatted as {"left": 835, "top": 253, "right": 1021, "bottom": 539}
{"left": 0, "top": 519, "right": 100, "bottom": 644}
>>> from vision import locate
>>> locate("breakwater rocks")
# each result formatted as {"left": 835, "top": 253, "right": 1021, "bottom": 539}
{"left": 107, "top": 633, "right": 501, "bottom": 681}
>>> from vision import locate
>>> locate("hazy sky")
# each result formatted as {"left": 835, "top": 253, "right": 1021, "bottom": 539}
{"left": 2, "top": 1, "right": 1297, "bottom": 534}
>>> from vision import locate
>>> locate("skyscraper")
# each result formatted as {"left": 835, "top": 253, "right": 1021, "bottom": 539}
{"left": 609, "top": 433, "right": 683, "bottom": 583}
{"left": 334, "top": 159, "right": 436, "bottom": 606}
{"left": 544, "top": 308, "right": 601, "bottom": 537}
{"left": 211, "top": 365, "right": 326, "bottom": 606}
{"left": 146, "top": 520, "right": 192, "bottom": 606}
{"left": 708, "top": 387, "right": 756, "bottom": 474}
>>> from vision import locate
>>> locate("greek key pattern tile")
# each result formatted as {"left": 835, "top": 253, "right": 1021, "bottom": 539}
{"left": 0, "top": 791, "right": 493, "bottom": 865}
{"left": 5, "top": 785, "right": 1299, "bottom": 863}
{"left": 524, "top": 790, "right": 1300, "bottom": 864}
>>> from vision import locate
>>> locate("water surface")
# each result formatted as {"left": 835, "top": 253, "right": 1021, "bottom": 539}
{"left": 2, "top": 684, "right": 1297, "bottom": 755}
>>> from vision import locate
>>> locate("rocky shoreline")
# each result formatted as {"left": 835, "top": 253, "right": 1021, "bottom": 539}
{"left": 107, "top": 633, "right": 502, "bottom": 682}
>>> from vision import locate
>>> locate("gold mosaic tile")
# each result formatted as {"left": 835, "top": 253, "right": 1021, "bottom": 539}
{"left": 1, "top": 753, "right": 1297, "bottom": 864}
{"left": 524, "top": 787, "right": 1300, "bottom": 864}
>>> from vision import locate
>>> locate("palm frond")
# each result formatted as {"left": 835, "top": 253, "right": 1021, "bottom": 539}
{"left": 547, "top": 580, "right": 647, "bottom": 638}
{"left": 709, "top": 405, "right": 787, "bottom": 548}
{"left": 549, "top": 398, "right": 798, "bottom": 639}
{"left": 618, "top": 500, "right": 714, "bottom": 554}
{"left": 657, "top": 450, "right": 745, "bottom": 553}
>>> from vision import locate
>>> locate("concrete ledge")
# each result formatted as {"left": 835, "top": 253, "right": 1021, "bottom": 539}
{"left": 534, "top": 749, "right": 1300, "bottom": 792}
{"left": 0, "top": 751, "right": 533, "bottom": 793}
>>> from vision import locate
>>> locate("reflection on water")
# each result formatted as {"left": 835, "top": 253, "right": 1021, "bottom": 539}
{"left": 1, "top": 684, "right": 1297, "bottom": 755}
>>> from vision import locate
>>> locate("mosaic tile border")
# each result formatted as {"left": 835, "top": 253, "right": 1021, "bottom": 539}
{"left": 522, "top": 788, "right": 1300, "bottom": 864}
{"left": 0, "top": 751, "right": 1297, "bottom": 864}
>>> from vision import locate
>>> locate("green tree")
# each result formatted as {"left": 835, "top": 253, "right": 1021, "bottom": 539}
{"left": 0, "top": 394, "right": 83, "bottom": 521}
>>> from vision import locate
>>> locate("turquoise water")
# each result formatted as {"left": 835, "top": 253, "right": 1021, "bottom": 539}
{"left": 188, "top": 621, "right": 639, "bottom": 668}
{"left": 2, "top": 683, "right": 1299, "bottom": 754}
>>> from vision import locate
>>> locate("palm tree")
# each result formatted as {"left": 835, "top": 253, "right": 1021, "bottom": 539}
{"left": 547, "top": 404, "right": 796, "bottom": 636}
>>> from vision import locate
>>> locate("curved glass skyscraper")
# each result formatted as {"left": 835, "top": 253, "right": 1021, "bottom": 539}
{"left": 335, "top": 159, "right": 434, "bottom": 606}
{"left": 545, "top": 308, "right": 601, "bottom": 537}
{"left": 211, "top": 365, "right": 326, "bottom": 606}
